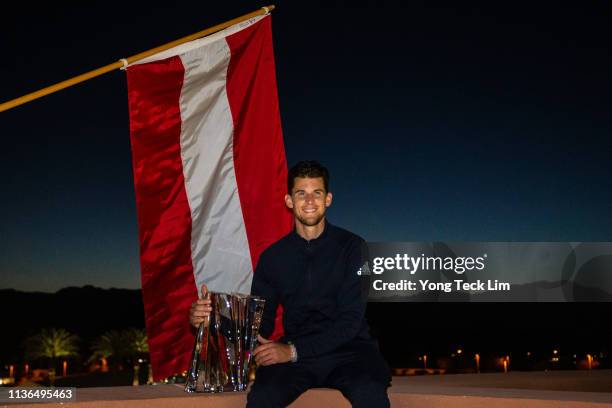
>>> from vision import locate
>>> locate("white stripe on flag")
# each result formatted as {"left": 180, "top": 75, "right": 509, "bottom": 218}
{"left": 179, "top": 39, "right": 253, "bottom": 295}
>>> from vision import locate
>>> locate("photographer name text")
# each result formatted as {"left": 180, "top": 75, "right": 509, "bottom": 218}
{"left": 372, "top": 279, "right": 511, "bottom": 293}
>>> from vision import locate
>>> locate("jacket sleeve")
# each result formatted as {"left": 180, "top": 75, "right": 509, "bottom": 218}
{"left": 291, "top": 237, "right": 368, "bottom": 358}
{"left": 249, "top": 251, "right": 279, "bottom": 340}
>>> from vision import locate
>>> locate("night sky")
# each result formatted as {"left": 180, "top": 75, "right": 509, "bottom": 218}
{"left": 1, "top": 1, "right": 611, "bottom": 292}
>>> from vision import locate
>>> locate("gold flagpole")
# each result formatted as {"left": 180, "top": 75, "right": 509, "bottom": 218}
{"left": 0, "top": 5, "right": 275, "bottom": 113}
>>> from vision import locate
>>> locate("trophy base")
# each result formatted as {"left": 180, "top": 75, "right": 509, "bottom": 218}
{"left": 184, "top": 382, "right": 249, "bottom": 393}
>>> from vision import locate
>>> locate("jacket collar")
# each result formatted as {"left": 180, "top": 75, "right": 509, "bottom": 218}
{"left": 292, "top": 219, "right": 331, "bottom": 245}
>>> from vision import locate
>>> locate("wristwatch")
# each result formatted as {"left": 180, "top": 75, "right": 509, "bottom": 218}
{"left": 288, "top": 341, "right": 298, "bottom": 363}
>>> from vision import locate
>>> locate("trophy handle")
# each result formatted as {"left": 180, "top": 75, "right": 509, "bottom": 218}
{"left": 185, "top": 292, "right": 211, "bottom": 392}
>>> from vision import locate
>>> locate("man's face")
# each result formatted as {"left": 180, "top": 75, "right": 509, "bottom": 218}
{"left": 285, "top": 177, "right": 333, "bottom": 227}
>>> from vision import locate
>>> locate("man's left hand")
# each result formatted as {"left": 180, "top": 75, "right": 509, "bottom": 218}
{"left": 253, "top": 335, "right": 293, "bottom": 366}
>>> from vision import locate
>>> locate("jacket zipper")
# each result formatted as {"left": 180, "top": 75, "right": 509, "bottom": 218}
{"left": 306, "top": 240, "right": 312, "bottom": 305}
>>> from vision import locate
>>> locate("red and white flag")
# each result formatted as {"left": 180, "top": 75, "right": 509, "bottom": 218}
{"left": 126, "top": 14, "right": 292, "bottom": 380}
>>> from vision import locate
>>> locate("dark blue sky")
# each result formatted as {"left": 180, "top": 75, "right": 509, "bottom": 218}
{"left": 1, "top": 1, "right": 611, "bottom": 292}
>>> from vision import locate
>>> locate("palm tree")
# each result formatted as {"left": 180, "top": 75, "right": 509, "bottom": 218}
{"left": 125, "top": 328, "right": 149, "bottom": 354}
{"left": 89, "top": 328, "right": 149, "bottom": 385}
{"left": 89, "top": 330, "right": 130, "bottom": 372}
{"left": 24, "top": 328, "right": 80, "bottom": 383}
{"left": 124, "top": 328, "right": 149, "bottom": 386}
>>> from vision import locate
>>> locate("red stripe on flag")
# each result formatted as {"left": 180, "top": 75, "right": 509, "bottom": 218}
{"left": 127, "top": 57, "right": 197, "bottom": 380}
{"left": 226, "top": 16, "right": 293, "bottom": 340}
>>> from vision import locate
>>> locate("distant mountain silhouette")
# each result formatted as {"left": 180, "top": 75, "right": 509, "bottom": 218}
{"left": 0, "top": 285, "right": 145, "bottom": 364}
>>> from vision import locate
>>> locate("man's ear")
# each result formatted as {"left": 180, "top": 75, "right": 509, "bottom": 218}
{"left": 325, "top": 192, "right": 333, "bottom": 208}
{"left": 285, "top": 194, "right": 294, "bottom": 209}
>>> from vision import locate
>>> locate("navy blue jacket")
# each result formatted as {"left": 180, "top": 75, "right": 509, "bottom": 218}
{"left": 250, "top": 221, "right": 372, "bottom": 359}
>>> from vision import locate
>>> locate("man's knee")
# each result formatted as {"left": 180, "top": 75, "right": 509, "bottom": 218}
{"left": 246, "top": 365, "right": 312, "bottom": 408}
{"left": 247, "top": 381, "right": 286, "bottom": 408}
{"left": 340, "top": 375, "right": 390, "bottom": 408}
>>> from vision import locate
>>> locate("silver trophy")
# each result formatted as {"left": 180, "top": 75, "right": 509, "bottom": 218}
{"left": 185, "top": 292, "right": 266, "bottom": 393}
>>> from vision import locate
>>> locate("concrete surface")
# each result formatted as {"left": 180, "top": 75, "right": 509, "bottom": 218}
{"left": 2, "top": 371, "right": 612, "bottom": 407}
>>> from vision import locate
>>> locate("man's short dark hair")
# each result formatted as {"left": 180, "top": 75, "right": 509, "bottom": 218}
{"left": 288, "top": 160, "right": 330, "bottom": 193}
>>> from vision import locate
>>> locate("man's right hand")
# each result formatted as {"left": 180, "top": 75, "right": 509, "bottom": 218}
{"left": 189, "top": 284, "right": 212, "bottom": 328}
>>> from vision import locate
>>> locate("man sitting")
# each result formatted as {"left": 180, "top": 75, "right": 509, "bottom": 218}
{"left": 190, "top": 160, "right": 391, "bottom": 407}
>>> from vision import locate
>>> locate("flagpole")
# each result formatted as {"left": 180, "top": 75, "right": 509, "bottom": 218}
{"left": 0, "top": 5, "right": 275, "bottom": 113}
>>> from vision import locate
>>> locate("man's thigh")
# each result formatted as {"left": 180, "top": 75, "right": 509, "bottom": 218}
{"left": 247, "top": 362, "right": 317, "bottom": 408}
{"left": 320, "top": 342, "right": 391, "bottom": 408}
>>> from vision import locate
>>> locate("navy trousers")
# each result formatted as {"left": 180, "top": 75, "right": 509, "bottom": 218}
{"left": 247, "top": 340, "right": 391, "bottom": 408}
